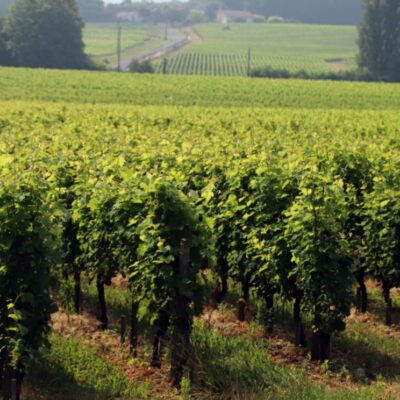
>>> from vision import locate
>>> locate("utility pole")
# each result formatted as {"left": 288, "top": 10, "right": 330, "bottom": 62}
{"left": 117, "top": 23, "right": 122, "bottom": 72}
{"left": 162, "top": 57, "right": 168, "bottom": 74}
{"left": 164, "top": 22, "right": 168, "bottom": 41}
{"left": 247, "top": 47, "right": 251, "bottom": 77}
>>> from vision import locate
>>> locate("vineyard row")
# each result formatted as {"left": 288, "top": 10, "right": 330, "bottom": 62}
{"left": 1, "top": 104, "right": 400, "bottom": 397}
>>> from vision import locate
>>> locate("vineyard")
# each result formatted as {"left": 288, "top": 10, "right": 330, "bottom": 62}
{"left": 154, "top": 53, "right": 337, "bottom": 76}
{"left": 1, "top": 79, "right": 400, "bottom": 398}
{"left": 1, "top": 67, "right": 400, "bottom": 109}
{"left": 161, "top": 23, "right": 358, "bottom": 76}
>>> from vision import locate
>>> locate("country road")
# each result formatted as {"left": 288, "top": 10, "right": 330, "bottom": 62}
{"left": 116, "top": 26, "right": 188, "bottom": 71}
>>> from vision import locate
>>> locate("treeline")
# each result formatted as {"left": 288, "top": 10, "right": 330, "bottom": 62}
{"left": 0, "top": 0, "right": 362, "bottom": 26}
{"left": 209, "top": 0, "right": 363, "bottom": 25}
{"left": 0, "top": 0, "right": 110, "bottom": 21}
{"left": 79, "top": 0, "right": 363, "bottom": 26}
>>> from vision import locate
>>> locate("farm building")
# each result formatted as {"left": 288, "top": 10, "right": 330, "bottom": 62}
{"left": 216, "top": 10, "right": 256, "bottom": 24}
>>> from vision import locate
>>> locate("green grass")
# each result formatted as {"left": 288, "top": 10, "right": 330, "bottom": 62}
{"left": 191, "top": 323, "right": 390, "bottom": 400}
{"left": 83, "top": 23, "right": 153, "bottom": 57}
{"left": 24, "top": 333, "right": 151, "bottom": 400}
{"left": 1, "top": 67, "right": 400, "bottom": 110}
{"left": 161, "top": 23, "right": 358, "bottom": 76}
{"left": 83, "top": 23, "right": 166, "bottom": 66}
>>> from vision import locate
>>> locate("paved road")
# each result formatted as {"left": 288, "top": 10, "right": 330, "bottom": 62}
{"left": 117, "top": 26, "right": 188, "bottom": 71}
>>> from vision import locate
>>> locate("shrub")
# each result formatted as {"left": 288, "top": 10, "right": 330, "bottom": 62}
{"left": 267, "top": 16, "right": 285, "bottom": 23}
{"left": 251, "top": 65, "right": 374, "bottom": 82}
{"left": 128, "top": 59, "right": 154, "bottom": 74}
{"left": 253, "top": 15, "right": 266, "bottom": 23}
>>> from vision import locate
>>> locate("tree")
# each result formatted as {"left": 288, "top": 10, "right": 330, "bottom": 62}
{"left": 0, "top": 18, "right": 12, "bottom": 65}
{"left": 3, "top": 0, "right": 90, "bottom": 69}
{"left": 76, "top": 0, "right": 109, "bottom": 22}
{"left": 204, "top": 2, "right": 219, "bottom": 21}
{"left": 358, "top": 0, "right": 400, "bottom": 82}
{"left": 0, "top": 0, "right": 12, "bottom": 16}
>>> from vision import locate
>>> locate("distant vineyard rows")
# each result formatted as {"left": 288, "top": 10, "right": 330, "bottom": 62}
{"left": 154, "top": 52, "right": 355, "bottom": 76}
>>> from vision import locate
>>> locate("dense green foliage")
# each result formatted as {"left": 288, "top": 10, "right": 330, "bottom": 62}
{"left": 2, "top": 0, "right": 90, "bottom": 69}
{"left": 358, "top": 0, "right": 400, "bottom": 82}
{"left": 0, "top": 174, "right": 57, "bottom": 398}
{"left": 0, "top": 0, "right": 12, "bottom": 16}
{"left": 0, "top": 18, "right": 12, "bottom": 65}
{"left": 362, "top": 179, "right": 400, "bottom": 324}
{"left": 76, "top": 0, "right": 109, "bottom": 22}
{"left": 284, "top": 172, "right": 354, "bottom": 359}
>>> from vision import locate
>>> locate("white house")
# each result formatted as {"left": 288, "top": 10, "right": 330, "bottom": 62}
{"left": 116, "top": 11, "right": 143, "bottom": 23}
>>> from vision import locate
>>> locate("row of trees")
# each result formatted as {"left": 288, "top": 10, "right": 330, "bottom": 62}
{"left": 193, "top": 0, "right": 362, "bottom": 25}
{"left": 0, "top": 0, "right": 105, "bottom": 20}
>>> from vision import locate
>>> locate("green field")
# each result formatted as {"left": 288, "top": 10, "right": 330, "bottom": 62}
{"left": 160, "top": 23, "right": 358, "bottom": 76}
{"left": 83, "top": 23, "right": 165, "bottom": 65}
{"left": 0, "top": 67, "right": 399, "bottom": 109}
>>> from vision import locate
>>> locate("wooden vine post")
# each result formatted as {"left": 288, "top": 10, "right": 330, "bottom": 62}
{"left": 120, "top": 315, "right": 127, "bottom": 344}
{"left": 130, "top": 299, "right": 139, "bottom": 357}
{"left": 170, "top": 238, "right": 193, "bottom": 387}
{"left": 96, "top": 275, "right": 108, "bottom": 330}
{"left": 11, "top": 378, "right": 17, "bottom": 400}
{"left": 293, "top": 290, "right": 306, "bottom": 347}
{"left": 73, "top": 270, "right": 81, "bottom": 314}
{"left": 150, "top": 311, "right": 170, "bottom": 368}
{"left": 0, "top": 359, "right": 21, "bottom": 400}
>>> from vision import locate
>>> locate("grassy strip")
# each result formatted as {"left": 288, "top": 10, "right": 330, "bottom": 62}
{"left": 191, "top": 323, "right": 389, "bottom": 400}
{"left": 80, "top": 281, "right": 395, "bottom": 399}
{"left": 24, "top": 333, "right": 151, "bottom": 400}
